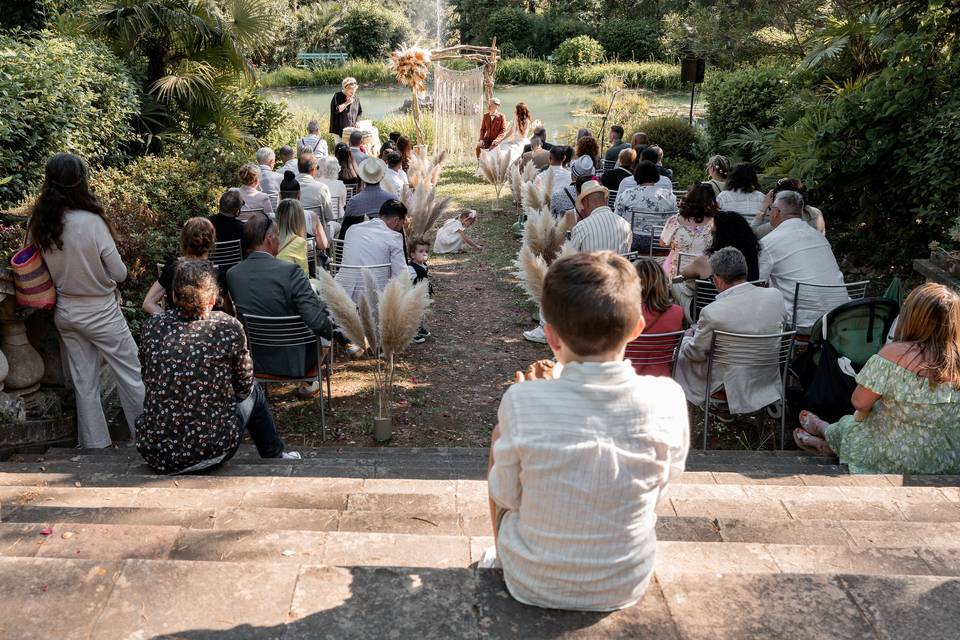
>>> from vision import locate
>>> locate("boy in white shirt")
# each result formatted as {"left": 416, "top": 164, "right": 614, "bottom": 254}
{"left": 486, "top": 251, "right": 689, "bottom": 611}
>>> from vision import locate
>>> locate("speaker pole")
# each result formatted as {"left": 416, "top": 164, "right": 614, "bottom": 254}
{"left": 689, "top": 81, "right": 695, "bottom": 126}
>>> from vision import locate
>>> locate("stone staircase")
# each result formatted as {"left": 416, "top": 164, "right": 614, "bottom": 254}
{"left": 0, "top": 446, "right": 958, "bottom": 639}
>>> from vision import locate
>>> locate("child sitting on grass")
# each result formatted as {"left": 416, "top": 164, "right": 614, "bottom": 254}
{"left": 433, "top": 209, "right": 483, "bottom": 254}
{"left": 408, "top": 238, "right": 433, "bottom": 344}
{"left": 485, "top": 250, "right": 690, "bottom": 611}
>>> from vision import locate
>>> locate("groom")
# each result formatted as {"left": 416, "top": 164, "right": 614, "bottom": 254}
{"left": 475, "top": 98, "right": 506, "bottom": 159}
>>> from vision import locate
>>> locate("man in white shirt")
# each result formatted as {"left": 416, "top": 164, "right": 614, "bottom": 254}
{"left": 337, "top": 199, "right": 408, "bottom": 303}
{"left": 381, "top": 151, "right": 407, "bottom": 196}
{"left": 296, "top": 120, "right": 329, "bottom": 157}
{"left": 569, "top": 181, "right": 632, "bottom": 253}
{"left": 295, "top": 152, "right": 333, "bottom": 239}
{"left": 675, "top": 247, "right": 789, "bottom": 415}
{"left": 256, "top": 147, "right": 281, "bottom": 196}
{"left": 275, "top": 145, "right": 297, "bottom": 179}
{"left": 538, "top": 146, "right": 571, "bottom": 189}
{"left": 488, "top": 251, "right": 689, "bottom": 611}
{"left": 758, "top": 190, "right": 846, "bottom": 329}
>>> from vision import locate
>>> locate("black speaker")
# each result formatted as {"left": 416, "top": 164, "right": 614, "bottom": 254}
{"left": 680, "top": 57, "right": 705, "bottom": 84}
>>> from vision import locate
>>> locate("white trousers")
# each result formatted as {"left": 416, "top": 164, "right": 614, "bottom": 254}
{"left": 54, "top": 296, "right": 145, "bottom": 448}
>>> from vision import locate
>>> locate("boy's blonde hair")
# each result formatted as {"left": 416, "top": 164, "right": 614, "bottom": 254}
{"left": 542, "top": 251, "right": 643, "bottom": 356}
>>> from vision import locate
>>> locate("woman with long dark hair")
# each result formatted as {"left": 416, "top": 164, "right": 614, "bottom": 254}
{"left": 335, "top": 143, "right": 363, "bottom": 193}
{"left": 659, "top": 183, "right": 717, "bottom": 277}
{"left": 28, "top": 153, "right": 144, "bottom": 448}
{"left": 716, "top": 162, "right": 765, "bottom": 218}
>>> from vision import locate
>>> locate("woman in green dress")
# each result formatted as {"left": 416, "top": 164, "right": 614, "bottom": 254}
{"left": 794, "top": 283, "right": 960, "bottom": 474}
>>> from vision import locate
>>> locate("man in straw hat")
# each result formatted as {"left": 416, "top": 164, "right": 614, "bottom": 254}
{"left": 338, "top": 158, "right": 394, "bottom": 240}
{"left": 330, "top": 77, "right": 363, "bottom": 138}
{"left": 570, "top": 181, "right": 632, "bottom": 254}
{"left": 476, "top": 97, "right": 506, "bottom": 159}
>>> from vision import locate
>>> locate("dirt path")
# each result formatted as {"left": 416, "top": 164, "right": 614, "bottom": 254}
{"left": 273, "top": 168, "right": 548, "bottom": 448}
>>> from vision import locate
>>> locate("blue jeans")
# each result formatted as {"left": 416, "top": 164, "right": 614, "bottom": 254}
{"left": 233, "top": 381, "right": 285, "bottom": 459}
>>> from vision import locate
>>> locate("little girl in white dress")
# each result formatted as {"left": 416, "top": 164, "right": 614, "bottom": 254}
{"left": 433, "top": 210, "right": 482, "bottom": 254}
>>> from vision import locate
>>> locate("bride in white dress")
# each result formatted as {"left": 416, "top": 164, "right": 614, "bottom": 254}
{"left": 495, "top": 102, "right": 539, "bottom": 166}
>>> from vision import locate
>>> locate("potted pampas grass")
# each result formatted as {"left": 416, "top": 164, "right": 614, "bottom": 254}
{"left": 407, "top": 148, "right": 446, "bottom": 190}
{"left": 512, "top": 168, "right": 556, "bottom": 236}
{"left": 514, "top": 208, "right": 576, "bottom": 306}
{"left": 478, "top": 147, "right": 512, "bottom": 211}
{"left": 314, "top": 268, "right": 431, "bottom": 442}
{"left": 400, "top": 183, "right": 453, "bottom": 241}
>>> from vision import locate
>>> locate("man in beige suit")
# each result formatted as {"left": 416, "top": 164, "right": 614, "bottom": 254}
{"left": 675, "top": 247, "right": 788, "bottom": 415}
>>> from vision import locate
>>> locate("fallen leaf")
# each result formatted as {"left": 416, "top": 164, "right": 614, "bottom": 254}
{"left": 61, "top": 531, "right": 74, "bottom": 540}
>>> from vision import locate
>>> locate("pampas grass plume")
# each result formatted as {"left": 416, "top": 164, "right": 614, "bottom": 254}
{"left": 313, "top": 269, "right": 366, "bottom": 348}
{"left": 378, "top": 276, "right": 431, "bottom": 357}
{"left": 515, "top": 244, "right": 548, "bottom": 307}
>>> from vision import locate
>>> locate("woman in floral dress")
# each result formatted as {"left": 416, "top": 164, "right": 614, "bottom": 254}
{"left": 660, "top": 183, "right": 716, "bottom": 277}
{"left": 795, "top": 284, "right": 960, "bottom": 474}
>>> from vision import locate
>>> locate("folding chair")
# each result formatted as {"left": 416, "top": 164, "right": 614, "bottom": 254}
{"left": 618, "top": 251, "right": 639, "bottom": 262}
{"left": 329, "top": 263, "right": 391, "bottom": 295}
{"left": 692, "top": 279, "right": 767, "bottom": 323}
{"left": 791, "top": 280, "right": 869, "bottom": 334}
{"left": 602, "top": 159, "right": 616, "bottom": 174}
{"left": 306, "top": 238, "right": 317, "bottom": 277}
{"left": 242, "top": 314, "right": 331, "bottom": 440}
{"left": 327, "top": 238, "right": 345, "bottom": 266}
{"left": 624, "top": 330, "right": 684, "bottom": 377}
{"left": 267, "top": 193, "right": 279, "bottom": 209}
{"left": 238, "top": 207, "right": 265, "bottom": 223}
{"left": 675, "top": 252, "right": 699, "bottom": 275}
{"left": 209, "top": 239, "right": 243, "bottom": 271}
{"left": 329, "top": 196, "right": 342, "bottom": 221}
{"left": 644, "top": 224, "right": 670, "bottom": 258}
{"left": 607, "top": 189, "right": 618, "bottom": 209}
{"left": 344, "top": 184, "right": 357, "bottom": 205}
{"left": 701, "top": 329, "right": 797, "bottom": 449}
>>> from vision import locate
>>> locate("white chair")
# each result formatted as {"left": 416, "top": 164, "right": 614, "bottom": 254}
{"left": 267, "top": 193, "right": 279, "bottom": 209}
{"left": 241, "top": 314, "right": 332, "bottom": 440}
{"left": 306, "top": 238, "right": 317, "bottom": 277}
{"left": 700, "top": 329, "right": 797, "bottom": 450}
{"left": 344, "top": 184, "right": 357, "bottom": 205}
{"left": 602, "top": 159, "right": 616, "bottom": 174}
{"left": 791, "top": 280, "right": 870, "bottom": 333}
{"left": 624, "top": 330, "right": 685, "bottom": 376}
{"left": 692, "top": 279, "right": 767, "bottom": 324}
{"left": 329, "top": 196, "right": 342, "bottom": 221}
{"left": 238, "top": 207, "right": 266, "bottom": 223}
{"left": 327, "top": 238, "right": 345, "bottom": 266}
{"left": 209, "top": 239, "right": 243, "bottom": 271}
{"left": 618, "top": 251, "right": 639, "bottom": 262}
{"left": 607, "top": 189, "right": 618, "bottom": 209}
{"left": 329, "top": 263, "right": 391, "bottom": 293}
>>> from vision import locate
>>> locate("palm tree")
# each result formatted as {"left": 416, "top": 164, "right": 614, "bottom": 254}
{"left": 800, "top": 8, "right": 896, "bottom": 77}
{"left": 86, "top": 0, "right": 278, "bottom": 132}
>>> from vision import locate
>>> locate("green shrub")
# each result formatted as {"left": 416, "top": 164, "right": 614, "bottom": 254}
{"left": 223, "top": 87, "right": 290, "bottom": 146}
{"left": 259, "top": 61, "right": 392, "bottom": 88}
{"left": 666, "top": 158, "right": 705, "bottom": 193}
{"left": 0, "top": 32, "right": 140, "bottom": 208}
{"left": 484, "top": 7, "right": 536, "bottom": 56}
{"left": 338, "top": 3, "right": 412, "bottom": 61}
{"left": 562, "top": 62, "right": 682, "bottom": 89}
{"left": 598, "top": 21, "right": 661, "bottom": 62}
{"left": 540, "top": 13, "right": 593, "bottom": 54}
{"left": 495, "top": 57, "right": 557, "bottom": 84}
{"left": 703, "top": 66, "right": 792, "bottom": 154}
{"left": 554, "top": 36, "right": 606, "bottom": 67}
{"left": 372, "top": 114, "right": 434, "bottom": 149}
{"left": 639, "top": 117, "right": 708, "bottom": 162}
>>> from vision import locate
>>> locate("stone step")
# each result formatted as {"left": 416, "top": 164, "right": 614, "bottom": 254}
{"left": 2, "top": 556, "right": 958, "bottom": 639}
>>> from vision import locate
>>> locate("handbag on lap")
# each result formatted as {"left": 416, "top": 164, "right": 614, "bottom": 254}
{"left": 10, "top": 226, "right": 56, "bottom": 310}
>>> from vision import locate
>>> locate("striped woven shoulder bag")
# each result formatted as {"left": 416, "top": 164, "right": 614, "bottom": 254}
{"left": 10, "top": 224, "right": 56, "bottom": 310}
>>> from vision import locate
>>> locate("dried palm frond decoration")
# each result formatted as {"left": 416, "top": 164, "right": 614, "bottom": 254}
{"left": 313, "top": 269, "right": 431, "bottom": 438}
{"left": 407, "top": 148, "right": 447, "bottom": 190}
{"left": 400, "top": 183, "right": 454, "bottom": 240}
{"left": 478, "top": 147, "right": 512, "bottom": 210}
{"left": 389, "top": 44, "right": 432, "bottom": 144}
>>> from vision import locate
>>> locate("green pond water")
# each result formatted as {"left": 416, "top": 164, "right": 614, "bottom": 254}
{"left": 264, "top": 84, "right": 706, "bottom": 142}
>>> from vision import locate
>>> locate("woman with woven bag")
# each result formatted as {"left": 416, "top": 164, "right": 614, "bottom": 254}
{"left": 27, "top": 153, "right": 144, "bottom": 448}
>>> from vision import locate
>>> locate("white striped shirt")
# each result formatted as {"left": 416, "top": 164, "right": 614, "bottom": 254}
{"left": 569, "top": 206, "right": 632, "bottom": 254}
{"left": 489, "top": 361, "right": 689, "bottom": 611}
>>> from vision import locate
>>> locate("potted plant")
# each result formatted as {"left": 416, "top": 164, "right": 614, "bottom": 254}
{"left": 478, "top": 147, "right": 511, "bottom": 211}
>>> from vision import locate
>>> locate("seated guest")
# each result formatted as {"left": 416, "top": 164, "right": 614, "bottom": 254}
{"left": 618, "top": 146, "right": 672, "bottom": 193}
{"left": 256, "top": 147, "right": 281, "bottom": 196}
{"left": 317, "top": 157, "right": 348, "bottom": 236}
{"left": 237, "top": 163, "right": 273, "bottom": 220}
{"left": 348, "top": 130, "right": 369, "bottom": 167}
{"left": 382, "top": 151, "right": 407, "bottom": 196}
{"left": 604, "top": 125, "right": 630, "bottom": 166}
{"left": 600, "top": 148, "right": 636, "bottom": 191}
{"left": 716, "top": 162, "right": 765, "bottom": 218}
{"left": 519, "top": 136, "right": 550, "bottom": 172}
{"left": 396, "top": 135, "right": 412, "bottom": 172}
{"left": 337, "top": 199, "right": 409, "bottom": 302}
{"left": 210, "top": 189, "right": 245, "bottom": 244}
{"left": 523, "top": 126, "right": 552, "bottom": 153}
{"left": 388, "top": 131, "right": 402, "bottom": 144}
{"left": 537, "top": 146, "right": 571, "bottom": 191}
{"left": 550, "top": 155, "right": 595, "bottom": 218}
{"left": 569, "top": 181, "right": 631, "bottom": 254}
{"left": 279, "top": 171, "right": 300, "bottom": 201}
{"left": 575, "top": 134, "right": 600, "bottom": 170}
{"left": 627, "top": 258, "right": 684, "bottom": 377}
{"left": 275, "top": 145, "right": 297, "bottom": 177}
{"left": 295, "top": 152, "right": 332, "bottom": 247}
{"left": 227, "top": 214, "right": 333, "bottom": 397}
{"left": 660, "top": 183, "right": 716, "bottom": 277}
{"left": 339, "top": 158, "right": 394, "bottom": 240}
{"left": 486, "top": 251, "right": 689, "bottom": 611}
{"left": 795, "top": 283, "right": 960, "bottom": 474}
{"left": 614, "top": 161, "right": 677, "bottom": 252}
{"left": 630, "top": 132, "right": 649, "bottom": 155}
{"left": 675, "top": 247, "right": 788, "bottom": 414}
{"left": 297, "top": 120, "right": 328, "bottom": 157}
{"left": 704, "top": 154, "right": 730, "bottom": 196}
{"left": 752, "top": 177, "right": 826, "bottom": 239}
{"left": 136, "top": 260, "right": 299, "bottom": 475}
{"left": 758, "top": 190, "right": 845, "bottom": 328}
{"left": 276, "top": 199, "right": 310, "bottom": 277}
{"left": 675, "top": 210, "right": 761, "bottom": 323}
{"left": 143, "top": 217, "right": 228, "bottom": 316}
{"left": 335, "top": 142, "right": 363, "bottom": 193}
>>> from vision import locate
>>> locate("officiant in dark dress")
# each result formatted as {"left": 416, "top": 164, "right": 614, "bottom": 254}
{"left": 330, "top": 77, "right": 362, "bottom": 139}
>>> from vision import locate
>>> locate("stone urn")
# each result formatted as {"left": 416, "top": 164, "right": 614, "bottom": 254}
{"left": 0, "top": 296, "right": 44, "bottom": 395}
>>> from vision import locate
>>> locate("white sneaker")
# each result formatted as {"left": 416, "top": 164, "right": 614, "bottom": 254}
{"left": 478, "top": 545, "right": 501, "bottom": 569}
{"left": 281, "top": 451, "right": 302, "bottom": 460}
{"left": 522, "top": 326, "right": 548, "bottom": 344}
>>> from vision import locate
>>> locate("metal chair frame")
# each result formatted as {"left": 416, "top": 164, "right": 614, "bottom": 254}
{"left": 344, "top": 184, "right": 357, "bottom": 204}
{"left": 618, "top": 251, "right": 639, "bottom": 262}
{"left": 327, "top": 238, "right": 345, "bottom": 266}
{"left": 209, "top": 239, "right": 243, "bottom": 271}
{"left": 607, "top": 189, "right": 618, "bottom": 210}
{"left": 241, "top": 314, "right": 332, "bottom": 440}
{"left": 239, "top": 207, "right": 266, "bottom": 223}
{"left": 602, "top": 159, "right": 616, "bottom": 174}
{"left": 791, "top": 280, "right": 870, "bottom": 332}
{"left": 625, "top": 330, "right": 685, "bottom": 376}
{"left": 329, "top": 196, "right": 342, "bottom": 221}
{"left": 329, "top": 262, "right": 391, "bottom": 289}
{"left": 691, "top": 279, "right": 768, "bottom": 324}
{"left": 701, "top": 329, "right": 797, "bottom": 450}
{"left": 267, "top": 193, "right": 279, "bottom": 209}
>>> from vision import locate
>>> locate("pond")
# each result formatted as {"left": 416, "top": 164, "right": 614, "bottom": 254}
{"left": 263, "top": 84, "right": 705, "bottom": 143}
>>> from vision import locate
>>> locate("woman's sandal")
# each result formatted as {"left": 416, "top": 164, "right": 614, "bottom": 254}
{"left": 798, "top": 410, "right": 827, "bottom": 438}
{"left": 793, "top": 428, "right": 830, "bottom": 456}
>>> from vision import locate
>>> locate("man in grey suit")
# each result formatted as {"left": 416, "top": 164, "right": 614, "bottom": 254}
{"left": 348, "top": 130, "right": 369, "bottom": 167}
{"left": 227, "top": 214, "right": 333, "bottom": 397}
{"left": 674, "top": 247, "right": 788, "bottom": 415}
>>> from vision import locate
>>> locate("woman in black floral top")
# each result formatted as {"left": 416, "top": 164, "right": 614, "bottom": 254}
{"left": 136, "top": 261, "right": 298, "bottom": 474}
